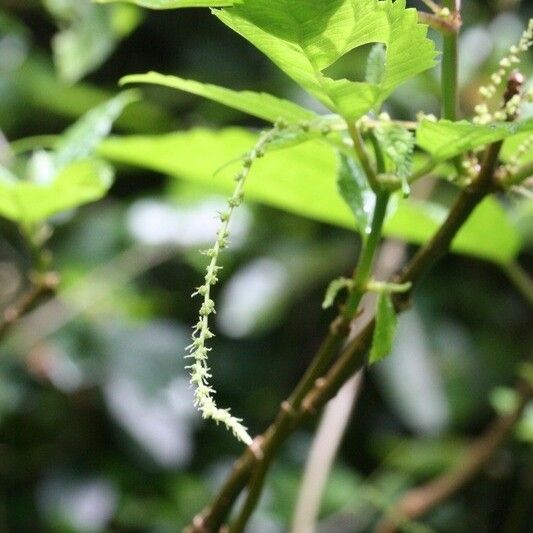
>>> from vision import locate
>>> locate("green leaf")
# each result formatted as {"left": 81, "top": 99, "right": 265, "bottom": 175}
{"left": 98, "top": 128, "right": 523, "bottom": 263}
{"left": 95, "top": 0, "right": 240, "bottom": 8}
{"left": 214, "top": 0, "right": 436, "bottom": 120}
{"left": 369, "top": 292, "right": 397, "bottom": 364}
{"left": 374, "top": 122, "right": 414, "bottom": 195}
{"left": 120, "top": 72, "right": 315, "bottom": 123}
{"left": 0, "top": 159, "right": 113, "bottom": 224}
{"left": 416, "top": 118, "right": 533, "bottom": 163}
{"left": 365, "top": 43, "right": 386, "bottom": 85}
{"left": 55, "top": 90, "right": 139, "bottom": 169}
{"left": 337, "top": 153, "right": 374, "bottom": 235}
{"left": 383, "top": 197, "right": 522, "bottom": 264}
{"left": 44, "top": 0, "right": 142, "bottom": 83}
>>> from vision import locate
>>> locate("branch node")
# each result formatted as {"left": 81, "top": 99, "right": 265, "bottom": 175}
{"left": 281, "top": 400, "right": 297, "bottom": 418}
{"left": 329, "top": 315, "right": 349, "bottom": 336}
{"left": 249, "top": 436, "right": 265, "bottom": 461}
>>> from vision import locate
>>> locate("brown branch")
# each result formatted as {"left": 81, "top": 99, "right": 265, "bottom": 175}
{"left": 376, "top": 381, "right": 532, "bottom": 533}
{"left": 0, "top": 272, "right": 59, "bottom": 341}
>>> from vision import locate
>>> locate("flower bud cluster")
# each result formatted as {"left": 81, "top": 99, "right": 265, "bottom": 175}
{"left": 474, "top": 19, "right": 532, "bottom": 124}
{"left": 504, "top": 134, "right": 533, "bottom": 177}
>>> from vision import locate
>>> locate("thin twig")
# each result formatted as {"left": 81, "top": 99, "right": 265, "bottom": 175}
{"left": 0, "top": 272, "right": 59, "bottom": 341}
{"left": 375, "top": 381, "right": 532, "bottom": 533}
{"left": 441, "top": 1, "right": 461, "bottom": 121}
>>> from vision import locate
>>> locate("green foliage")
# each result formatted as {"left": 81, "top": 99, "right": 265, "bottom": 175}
{"left": 95, "top": 0, "right": 241, "bottom": 7}
{"left": 44, "top": 0, "right": 141, "bottom": 82}
{"left": 337, "top": 153, "right": 374, "bottom": 235}
{"left": 121, "top": 72, "right": 315, "bottom": 123}
{"left": 0, "top": 91, "right": 136, "bottom": 225}
{"left": 417, "top": 118, "right": 533, "bottom": 162}
{"left": 55, "top": 90, "right": 139, "bottom": 168}
{"left": 0, "top": 159, "right": 113, "bottom": 224}
{"left": 373, "top": 121, "right": 415, "bottom": 195}
{"left": 99, "top": 129, "right": 524, "bottom": 264}
{"left": 369, "top": 292, "right": 397, "bottom": 364}
{"left": 214, "top": 0, "right": 436, "bottom": 120}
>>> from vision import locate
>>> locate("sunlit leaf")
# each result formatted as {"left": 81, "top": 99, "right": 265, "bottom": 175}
{"left": 55, "top": 90, "right": 139, "bottom": 168}
{"left": 121, "top": 72, "right": 315, "bottom": 123}
{"left": 369, "top": 293, "right": 397, "bottom": 364}
{"left": 0, "top": 159, "right": 113, "bottom": 224}
{"left": 215, "top": 0, "right": 436, "bottom": 120}
{"left": 417, "top": 118, "right": 533, "bottom": 162}
{"left": 98, "top": 128, "right": 523, "bottom": 263}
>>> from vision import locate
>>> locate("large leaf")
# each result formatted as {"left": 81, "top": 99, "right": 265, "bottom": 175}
{"left": 98, "top": 128, "right": 522, "bottom": 263}
{"left": 0, "top": 159, "right": 113, "bottom": 224}
{"left": 417, "top": 118, "right": 533, "bottom": 163}
{"left": 55, "top": 90, "right": 139, "bottom": 169}
{"left": 214, "top": 0, "right": 436, "bottom": 120}
{"left": 95, "top": 0, "right": 240, "bottom": 7}
{"left": 120, "top": 72, "right": 315, "bottom": 123}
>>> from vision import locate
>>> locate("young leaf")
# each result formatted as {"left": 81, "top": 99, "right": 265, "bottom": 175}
{"left": 322, "top": 277, "right": 353, "bottom": 309}
{"left": 369, "top": 292, "right": 397, "bottom": 364}
{"left": 0, "top": 159, "right": 113, "bottom": 224}
{"left": 55, "top": 90, "right": 139, "bottom": 169}
{"left": 337, "top": 153, "right": 375, "bottom": 235}
{"left": 98, "top": 128, "right": 523, "bottom": 263}
{"left": 417, "top": 118, "right": 533, "bottom": 163}
{"left": 121, "top": 72, "right": 315, "bottom": 123}
{"left": 374, "top": 122, "right": 415, "bottom": 196}
{"left": 95, "top": 0, "right": 240, "bottom": 7}
{"left": 214, "top": 0, "right": 436, "bottom": 120}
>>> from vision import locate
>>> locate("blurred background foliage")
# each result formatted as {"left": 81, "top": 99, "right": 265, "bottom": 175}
{"left": 0, "top": 0, "right": 532, "bottom": 531}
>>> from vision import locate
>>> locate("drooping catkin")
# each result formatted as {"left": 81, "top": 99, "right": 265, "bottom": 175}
{"left": 186, "top": 126, "right": 281, "bottom": 445}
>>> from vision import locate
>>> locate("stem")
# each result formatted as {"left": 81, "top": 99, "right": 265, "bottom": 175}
{"left": 441, "top": 0, "right": 460, "bottom": 121}
{"left": 348, "top": 121, "right": 380, "bottom": 192}
{"left": 344, "top": 193, "right": 390, "bottom": 317}
{"left": 302, "top": 142, "right": 502, "bottom": 415}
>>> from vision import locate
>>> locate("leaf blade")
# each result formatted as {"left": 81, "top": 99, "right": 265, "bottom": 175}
{"left": 98, "top": 128, "right": 523, "bottom": 263}
{"left": 121, "top": 72, "right": 315, "bottom": 123}
{"left": 0, "top": 159, "right": 113, "bottom": 224}
{"left": 416, "top": 118, "right": 533, "bottom": 163}
{"left": 214, "top": 0, "right": 436, "bottom": 120}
